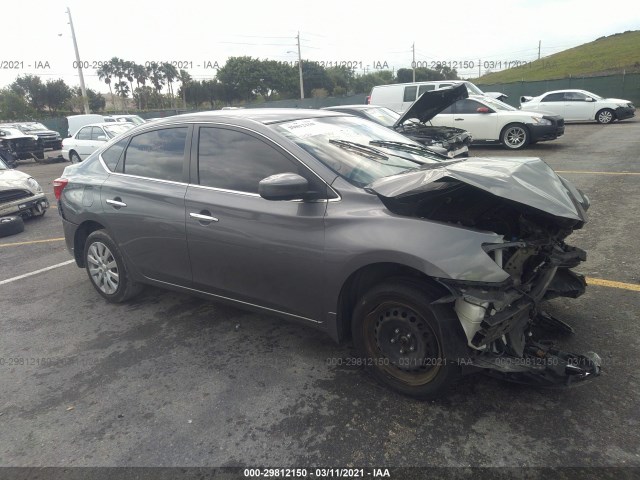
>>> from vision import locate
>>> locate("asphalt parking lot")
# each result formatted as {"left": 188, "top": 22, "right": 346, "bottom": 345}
{"left": 1, "top": 119, "right": 639, "bottom": 470}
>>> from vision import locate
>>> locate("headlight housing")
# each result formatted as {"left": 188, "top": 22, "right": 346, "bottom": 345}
{"left": 616, "top": 103, "right": 629, "bottom": 108}
{"left": 532, "top": 117, "right": 552, "bottom": 126}
{"left": 25, "top": 177, "right": 43, "bottom": 193}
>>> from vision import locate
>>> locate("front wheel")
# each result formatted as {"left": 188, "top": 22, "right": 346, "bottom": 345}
{"left": 500, "top": 123, "right": 529, "bottom": 149}
{"left": 596, "top": 108, "right": 615, "bottom": 124}
{"left": 84, "top": 230, "right": 142, "bottom": 302}
{"left": 351, "top": 280, "right": 462, "bottom": 399}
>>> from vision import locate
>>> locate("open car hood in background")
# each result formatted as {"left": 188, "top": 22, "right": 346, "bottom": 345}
{"left": 367, "top": 157, "right": 587, "bottom": 223}
{"left": 394, "top": 84, "right": 468, "bottom": 127}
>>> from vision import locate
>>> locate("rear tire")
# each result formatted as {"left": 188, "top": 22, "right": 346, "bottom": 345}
{"left": 70, "top": 151, "right": 81, "bottom": 164}
{"left": 351, "top": 279, "right": 462, "bottom": 399}
{"left": 0, "top": 216, "right": 25, "bottom": 238}
{"left": 84, "top": 230, "right": 143, "bottom": 302}
{"left": 596, "top": 108, "right": 615, "bottom": 124}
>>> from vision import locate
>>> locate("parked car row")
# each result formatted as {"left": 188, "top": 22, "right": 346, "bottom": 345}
{"left": 62, "top": 122, "right": 135, "bottom": 163}
{"left": 366, "top": 81, "right": 634, "bottom": 151}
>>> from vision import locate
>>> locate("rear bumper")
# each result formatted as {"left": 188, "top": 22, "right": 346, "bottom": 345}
{"left": 61, "top": 216, "right": 80, "bottom": 264}
{"left": 615, "top": 106, "right": 635, "bottom": 121}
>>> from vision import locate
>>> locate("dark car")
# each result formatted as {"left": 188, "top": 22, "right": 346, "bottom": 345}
{"left": 13, "top": 122, "right": 63, "bottom": 150}
{"left": 0, "top": 127, "right": 44, "bottom": 164}
{"left": 324, "top": 85, "right": 472, "bottom": 158}
{"left": 55, "top": 109, "right": 600, "bottom": 398}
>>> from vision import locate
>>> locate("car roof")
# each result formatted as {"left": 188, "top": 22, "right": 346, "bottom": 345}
{"left": 164, "top": 108, "right": 344, "bottom": 125}
{"left": 542, "top": 89, "right": 590, "bottom": 95}
{"left": 323, "top": 105, "right": 381, "bottom": 111}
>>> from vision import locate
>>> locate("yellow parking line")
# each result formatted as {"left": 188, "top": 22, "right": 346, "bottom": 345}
{"left": 587, "top": 277, "right": 640, "bottom": 292}
{"left": 556, "top": 171, "right": 640, "bottom": 175}
{"left": 0, "top": 237, "right": 65, "bottom": 248}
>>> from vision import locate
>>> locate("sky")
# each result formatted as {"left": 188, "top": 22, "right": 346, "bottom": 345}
{"left": 4, "top": 0, "right": 640, "bottom": 93}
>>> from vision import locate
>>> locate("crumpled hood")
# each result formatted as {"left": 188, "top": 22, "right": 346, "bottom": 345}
{"left": 0, "top": 168, "right": 31, "bottom": 189}
{"left": 394, "top": 84, "right": 468, "bottom": 126}
{"left": 367, "top": 157, "right": 587, "bottom": 222}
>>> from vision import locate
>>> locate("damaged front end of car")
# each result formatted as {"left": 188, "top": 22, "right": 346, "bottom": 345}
{"left": 368, "top": 156, "right": 601, "bottom": 387}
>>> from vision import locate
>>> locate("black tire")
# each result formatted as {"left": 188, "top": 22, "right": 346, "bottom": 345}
{"left": 0, "top": 215, "right": 25, "bottom": 238}
{"left": 83, "top": 230, "right": 143, "bottom": 302}
{"left": 500, "top": 123, "right": 529, "bottom": 149}
{"left": 35, "top": 151, "right": 45, "bottom": 161}
{"left": 351, "top": 279, "right": 463, "bottom": 399}
{"left": 596, "top": 108, "right": 615, "bottom": 124}
{"left": 70, "top": 151, "right": 81, "bottom": 164}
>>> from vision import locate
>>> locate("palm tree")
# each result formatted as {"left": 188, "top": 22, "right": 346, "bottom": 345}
{"left": 161, "top": 62, "right": 179, "bottom": 109}
{"left": 132, "top": 63, "right": 147, "bottom": 110}
{"left": 114, "top": 81, "right": 130, "bottom": 108}
{"left": 147, "top": 62, "right": 165, "bottom": 108}
{"left": 110, "top": 57, "right": 125, "bottom": 110}
{"left": 96, "top": 63, "right": 114, "bottom": 111}
{"left": 178, "top": 69, "right": 191, "bottom": 109}
{"left": 123, "top": 61, "right": 135, "bottom": 111}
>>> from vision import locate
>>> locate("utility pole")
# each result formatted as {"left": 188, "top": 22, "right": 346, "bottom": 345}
{"left": 297, "top": 31, "right": 304, "bottom": 99}
{"left": 538, "top": 40, "right": 541, "bottom": 60}
{"left": 67, "top": 7, "right": 90, "bottom": 114}
{"left": 412, "top": 42, "right": 416, "bottom": 82}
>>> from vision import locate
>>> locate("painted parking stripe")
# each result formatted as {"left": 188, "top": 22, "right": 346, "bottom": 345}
{"left": 0, "top": 237, "right": 65, "bottom": 248}
{"left": 556, "top": 171, "right": 640, "bottom": 175}
{"left": 587, "top": 277, "right": 640, "bottom": 292}
{"left": 0, "top": 260, "right": 75, "bottom": 286}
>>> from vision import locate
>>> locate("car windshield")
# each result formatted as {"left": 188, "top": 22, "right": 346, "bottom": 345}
{"left": 22, "top": 123, "right": 48, "bottom": 131}
{"left": 479, "top": 97, "right": 517, "bottom": 111}
{"left": 271, "top": 116, "right": 442, "bottom": 187}
{"left": 104, "top": 124, "right": 133, "bottom": 137}
{"left": 463, "top": 83, "right": 484, "bottom": 95}
{"left": 118, "top": 115, "right": 145, "bottom": 125}
{"left": 362, "top": 107, "right": 400, "bottom": 127}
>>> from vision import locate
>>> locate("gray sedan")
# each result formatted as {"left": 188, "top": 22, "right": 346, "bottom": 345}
{"left": 54, "top": 109, "right": 600, "bottom": 398}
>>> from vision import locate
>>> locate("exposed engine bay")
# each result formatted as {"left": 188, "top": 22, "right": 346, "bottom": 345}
{"left": 370, "top": 159, "right": 601, "bottom": 387}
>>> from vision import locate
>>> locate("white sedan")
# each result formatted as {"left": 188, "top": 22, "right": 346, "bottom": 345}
{"left": 520, "top": 89, "right": 635, "bottom": 124}
{"left": 430, "top": 95, "right": 565, "bottom": 149}
{"left": 62, "top": 123, "right": 133, "bottom": 163}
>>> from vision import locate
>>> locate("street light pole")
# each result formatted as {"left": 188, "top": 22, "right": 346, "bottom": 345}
{"left": 66, "top": 7, "right": 90, "bottom": 114}
{"left": 297, "top": 31, "right": 304, "bottom": 99}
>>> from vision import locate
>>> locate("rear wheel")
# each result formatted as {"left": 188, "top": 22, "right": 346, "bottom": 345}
{"left": 596, "top": 108, "right": 615, "bottom": 124}
{"left": 500, "top": 123, "right": 529, "bottom": 149}
{"left": 352, "top": 280, "right": 462, "bottom": 399}
{"left": 84, "top": 230, "right": 142, "bottom": 302}
{"left": 70, "top": 151, "right": 81, "bottom": 164}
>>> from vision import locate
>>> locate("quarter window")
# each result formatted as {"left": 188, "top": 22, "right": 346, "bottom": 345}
{"left": 403, "top": 86, "right": 418, "bottom": 102}
{"left": 197, "top": 127, "right": 324, "bottom": 196}
{"left": 541, "top": 93, "right": 564, "bottom": 102}
{"left": 122, "top": 127, "right": 187, "bottom": 182}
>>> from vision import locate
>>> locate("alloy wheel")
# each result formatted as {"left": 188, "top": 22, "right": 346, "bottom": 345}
{"left": 87, "top": 241, "right": 119, "bottom": 295}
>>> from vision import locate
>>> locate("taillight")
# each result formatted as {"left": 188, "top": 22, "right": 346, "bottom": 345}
{"left": 366, "top": 95, "right": 371, "bottom": 104}
{"left": 53, "top": 178, "right": 68, "bottom": 200}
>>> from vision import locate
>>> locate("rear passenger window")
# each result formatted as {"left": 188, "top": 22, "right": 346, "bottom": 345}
{"left": 123, "top": 127, "right": 187, "bottom": 182}
{"left": 101, "top": 137, "right": 129, "bottom": 171}
{"left": 76, "top": 127, "right": 91, "bottom": 140}
{"left": 455, "top": 99, "right": 483, "bottom": 114}
{"left": 197, "top": 127, "right": 325, "bottom": 197}
{"left": 418, "top": 85, "right": 435, "bottom": 96}
{"left": 403, "top": 86, "right": 418, "bottom": 102}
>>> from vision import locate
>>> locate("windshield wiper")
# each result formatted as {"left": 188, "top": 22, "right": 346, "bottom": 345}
{"left": 329, "top": 139, "right": 389, "bottom": 160}
{"left": 369, "top": 140, "right": 448, "bottom": 160}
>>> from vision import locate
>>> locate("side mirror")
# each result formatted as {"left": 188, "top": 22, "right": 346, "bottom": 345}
{"left": 476, "top": 107, "right": 491, "bottom": 113}
{"left": 259, "top": 173, "right": 309, "bottom": 201}
{"left": 96, "top": 135, "right": 107, "bottom": 141}
{"left": 585, "top": 97, "right": 594, "bottom": 102}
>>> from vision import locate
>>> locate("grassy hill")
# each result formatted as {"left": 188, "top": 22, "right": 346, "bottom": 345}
{"left": 475, "top": 30, "right": 640, "bottom": 84}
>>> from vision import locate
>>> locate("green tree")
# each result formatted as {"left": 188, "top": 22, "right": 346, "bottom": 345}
{"left": 11, "top": 75, "right": 46, "bottom": 112}
{"left": 132, "top": 63, "right": 148, "bottom": 109}
{"left": 177, "top": 69, "right": 192, "bottom": 108}
{"left": 114, "top": 81, "right": 130, "bottom": 110}
{"left": 300, "top": 61, "right": 334, "bottom": 98}
{"left": 146, "top": 62, "right": 165, "bottom": 107}
{"left": 0, "top": 88, "right": 34, "bottom": 120}
{"left": 216, "top": 56, "right": 264, "bottom": 102}
{"left": 326, "top": 66, "right": 355, "bottom": 94}
{"left": 161, "top": 62, "right": 179, "bottom": 108}
{"left": 44, "top": 79, "right": 72, "bottom": 113}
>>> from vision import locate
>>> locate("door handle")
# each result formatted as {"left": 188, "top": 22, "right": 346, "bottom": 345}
{"left": 106, "top": 198, "right": 127, "bottom": 208}
{"left": 190, "top": 212, "right": 219, "bottom": 223}
{"left": 454, "top": 118, "right": 464, "bottom": 121}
